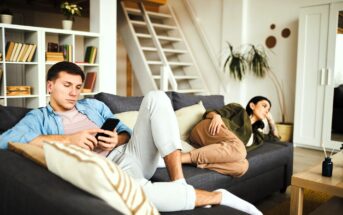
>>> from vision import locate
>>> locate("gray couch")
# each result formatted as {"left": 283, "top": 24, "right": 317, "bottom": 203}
{"left": 0, "top": 91, "right": 293, "bottom": 215}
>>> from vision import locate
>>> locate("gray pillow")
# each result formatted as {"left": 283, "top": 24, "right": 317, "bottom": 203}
{"left": 94, "top": 93, "right": 144, "bottom": 114}
{"left": 0, "top": 105, "right": 31, "bottom": 134}
{"left": 172, "top": 92, "right": 224, "bottom": 110}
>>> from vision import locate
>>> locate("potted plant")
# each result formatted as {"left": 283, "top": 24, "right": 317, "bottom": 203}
{"left": 223, "top": 43, "right": 293, "bottom": 142}
{"left": 60, "top": 1, "right": 82, "bottom": 30}
{"left": 0, "top": 8, "right": 13, "bottom": 24}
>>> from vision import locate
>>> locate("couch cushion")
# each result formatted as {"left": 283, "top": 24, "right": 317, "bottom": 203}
{"left": 44, "top": 141, "right": 158, "bottom": 215}
{"left": 0, "top": 105, "right": 31, "bottom": 134}
{"left": 172, "top": 92, "right": 224, "bottom": 110}
{"left": 152, "top": 142, "right": 292, "bottom": 192}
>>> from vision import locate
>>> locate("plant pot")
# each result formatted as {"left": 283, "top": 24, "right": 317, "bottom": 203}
{"left": 1, "top": 14, "right": 13, "bottom": 24}
{"left": 62, "top": 20, "right": 73, "bottom": 30}
{"left": 276, "top": 123, "right": 293, "bottom": 142}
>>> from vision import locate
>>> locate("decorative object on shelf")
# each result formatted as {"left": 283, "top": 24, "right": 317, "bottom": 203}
{"left": 6, "top": 86, "right": 31, "bottom": 96}
{"left": 81, "top": 72, "right": 97, "bottom": 93}
{"left": 60, "top": 1, "right": 82, "bottom": 30}
{"left": 0, "top": 8, "right": 13, "bottom": 24}
{"left": 223, "top": 43, "right": 293, "bottom": 141}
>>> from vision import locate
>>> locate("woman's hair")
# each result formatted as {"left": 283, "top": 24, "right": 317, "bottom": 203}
{"left": 245, "top": 96, "right": 272, "bottom": 130}
{"left": 47, "top": 61, "right": 85, "bottom": 82}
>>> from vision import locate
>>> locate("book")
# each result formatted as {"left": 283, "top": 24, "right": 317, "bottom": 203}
{"left": 0, "top": 68, "right": 3, "bottom": 91}
{"left": 82, "top": 72, "right": 97, "bottom": 92}
{"left": 22, "top": 44, "right": 33, "bottom": 62}
{"left": 12, "top": 43, "right": 23, "bottom": 62}
{"left": 27, "top": 44, "right": 37, "bottom": 62}
{"left": 18, "top": 44, "right": 29, "bottom": 62}
{"left": 5, "top": 41, "right": 15, "bottom": 61}
{"left": 9, "top": 42, "right": 19, "bottom": 61}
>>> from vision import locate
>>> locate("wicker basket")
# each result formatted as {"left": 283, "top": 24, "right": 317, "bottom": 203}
{"left": 276, "top": 123, "right": 293, "bottom": 142}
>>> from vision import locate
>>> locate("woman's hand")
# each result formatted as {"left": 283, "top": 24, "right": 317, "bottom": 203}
{"left": 266, "top": 113, "right": 280, "bottom": 137}
{"left": 209, "top": 114, "right": 224, "bottom": 135}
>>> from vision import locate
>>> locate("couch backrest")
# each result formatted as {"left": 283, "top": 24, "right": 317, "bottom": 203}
{"left": 334, "top": 84, "right": 343, "bottom": 108}
{"left": 94, "top": 91, "right": 225, "bottom": 113}
{"left": 0, "top": 105, "right": 31, "bottom": 134}
{"left": 0, "top": 92, "right": 225, "bottom": 134}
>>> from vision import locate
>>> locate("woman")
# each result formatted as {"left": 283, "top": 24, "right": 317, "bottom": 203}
{"left": 181, "top": 96, "right": 280, "bottom": 177}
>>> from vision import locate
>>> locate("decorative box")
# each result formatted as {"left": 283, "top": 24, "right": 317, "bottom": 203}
{"left": 6, "top": 86, "right": 32, "bottom": 96}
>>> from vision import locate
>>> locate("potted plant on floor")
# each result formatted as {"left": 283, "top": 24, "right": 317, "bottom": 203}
{"left": 224, "top": 43, "right": 293, "bottom": 142}
{"left": 60, "top": 1, "right": 82, "bottom": 30}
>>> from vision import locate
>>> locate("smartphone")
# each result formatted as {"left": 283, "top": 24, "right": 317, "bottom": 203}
{"left": 95, "top": 118, "right": 120, "bottom": 139}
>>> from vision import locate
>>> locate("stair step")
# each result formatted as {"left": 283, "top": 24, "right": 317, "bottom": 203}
{"left": 130, "top": 21, "right": 176, "bottom": 31}
{"left": 147, "top": 61, "right": 193, "bottom": 67}
{"left": 142, "top": 47, "right": 187, "bottom": 54}
{"left": 177, "top": 89, "right": 207, "bottom": 94}
{"left": 141, "top": 47, "right": 157, "bottom": 51}
{"left": 152, "top": 75, "right": 200, "bottom": 80}
{"left": 158, "top": 36, "right": 182, "bottom": 42}
{"left": 169, "top": 62, "right": 193, "bottom": 67}
{"left": 152, "top": 23, "right": 177, "bottom": 30}
{"left": 136, "top": 33, "right": 152, "bottom": 38}
{"left": 163, "top": 48, "right": 187, "bottom": 54}
{"left": 130, "top": 20, "right": 146, "bottom": 27}
{"left": 125, "top": 7, "right": 172, "bottom": 19}
{"left": 147, "top": 11, "right": 172, "bottom": 19}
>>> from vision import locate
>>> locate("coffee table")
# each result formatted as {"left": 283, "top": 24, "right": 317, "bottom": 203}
{"left": 290, "top": 151, "right": 343, "bottom": 215}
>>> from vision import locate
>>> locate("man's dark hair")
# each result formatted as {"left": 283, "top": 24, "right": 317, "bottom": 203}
{"left": 47, "top": 61, "right": 85, "bottom": 82}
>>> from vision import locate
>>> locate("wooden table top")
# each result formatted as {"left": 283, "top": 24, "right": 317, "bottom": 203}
{"left": 291, "top": 151, "right": 343, "bottom": 197}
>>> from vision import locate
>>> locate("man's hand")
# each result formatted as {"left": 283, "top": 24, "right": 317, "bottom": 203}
{"left": 209, "top": 114, "right": 224, "bottom": 135}
{"left": 96, "top": 129, "right": 119, "bottom": 151}
{"left": 66, "top": 128, "right": 103, "bottom": 150}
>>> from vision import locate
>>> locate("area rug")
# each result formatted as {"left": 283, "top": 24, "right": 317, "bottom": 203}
{"left": 263, "top": 189, "right": 332, "bottom": 215}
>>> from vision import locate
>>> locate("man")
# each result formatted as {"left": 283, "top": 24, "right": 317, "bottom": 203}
{"left": 0, "top": 62, "right": 261, "bottom": 214}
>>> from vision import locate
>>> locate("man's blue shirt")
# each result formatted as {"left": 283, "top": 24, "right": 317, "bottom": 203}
{"left": 0, "top": 99, "right": 132, "bottom": 149}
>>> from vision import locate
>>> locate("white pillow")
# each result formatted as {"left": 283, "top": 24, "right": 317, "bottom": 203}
{"left": 175, "top": 101, "right": 206, "bottom": 141}
{"left": 114, "top": 102, "right": 205, "bottom": 152}
{"left": 44, "top": 142, "right": 159, "bottom": 215}
{"left": 115, "top": 111, "right": 139, "bottom": 129}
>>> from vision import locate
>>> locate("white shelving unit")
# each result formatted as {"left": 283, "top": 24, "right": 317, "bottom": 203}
{"left": 0, "top": 24, "right": 100, "bottom": 108}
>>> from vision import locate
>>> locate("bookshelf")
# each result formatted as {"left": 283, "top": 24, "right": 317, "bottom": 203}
{"left": 0, "top": 23, "right": 100, "bottom": 108}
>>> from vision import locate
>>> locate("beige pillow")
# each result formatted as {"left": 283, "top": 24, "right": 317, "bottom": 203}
{"left": 115, "top": 111, "right": 139, "bottom": 129}
{"left": 8, "top": 142, "right": 47, "bottom": 168}
{"left": 44, "top": 141, "right": 159, "bottom": 215}
{"left": 175, "top": 101, "right": 206, "bottom": 141}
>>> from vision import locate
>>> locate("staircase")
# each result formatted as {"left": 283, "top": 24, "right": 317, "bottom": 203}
{"left": 118, "top": 0, "right": 208, "bottom": 94}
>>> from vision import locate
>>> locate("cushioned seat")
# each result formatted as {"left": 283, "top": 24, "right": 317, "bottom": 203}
{"left": 152, "top": 141, "right": 293, "bottom": 203}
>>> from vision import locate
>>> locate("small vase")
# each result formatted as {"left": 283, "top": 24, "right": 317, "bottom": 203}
{"left": 62, "top": 20, "right": 73, "bottom": 30}
{"left": 1, "top": 14, "right": 13, "bottom": 24}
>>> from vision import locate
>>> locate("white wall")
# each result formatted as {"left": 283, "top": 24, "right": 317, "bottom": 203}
{"left": 167, "top": 0, "right": 341, "bottom": 123}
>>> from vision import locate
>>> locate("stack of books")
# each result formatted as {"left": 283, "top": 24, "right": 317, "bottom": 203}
{"left": 84, "top": 46, "right": 97, "bottom": 64}
{"left": 5, "top": 41, "right": 37, "bottom": 62}
{"left": 46, "top": 52, "right": 64, "bottom": 62}
{"left": 46, "top": 42, "right": 72, "bottom": 62}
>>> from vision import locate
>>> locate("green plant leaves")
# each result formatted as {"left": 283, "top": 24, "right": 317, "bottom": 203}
{"left": 223, "top": 43, "right": 270, "bottom": 80}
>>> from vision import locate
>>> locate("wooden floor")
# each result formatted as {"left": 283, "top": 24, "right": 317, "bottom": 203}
{"left": 256, "top": 146, "right": 324, "bottom": 212}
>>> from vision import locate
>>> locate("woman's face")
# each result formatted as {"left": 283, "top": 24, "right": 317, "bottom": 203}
{"left": 250, "top": 99, "right": 271, "bottom": 120}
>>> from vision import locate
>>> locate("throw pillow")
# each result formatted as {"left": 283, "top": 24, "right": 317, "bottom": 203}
{"left": 8, "top": 142, "right": 46, "bottom": 168}
{"left": 44, "top": 142, "right": 159, "bottom": 215}
{"left": 115, "top": 111, "right": 139, "bottom": 129}
{"left": 172, "top": 91, "right": 224, "bottom": 110}
{"left": 175, "top": 102, "right": 206, "bottom": 151}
